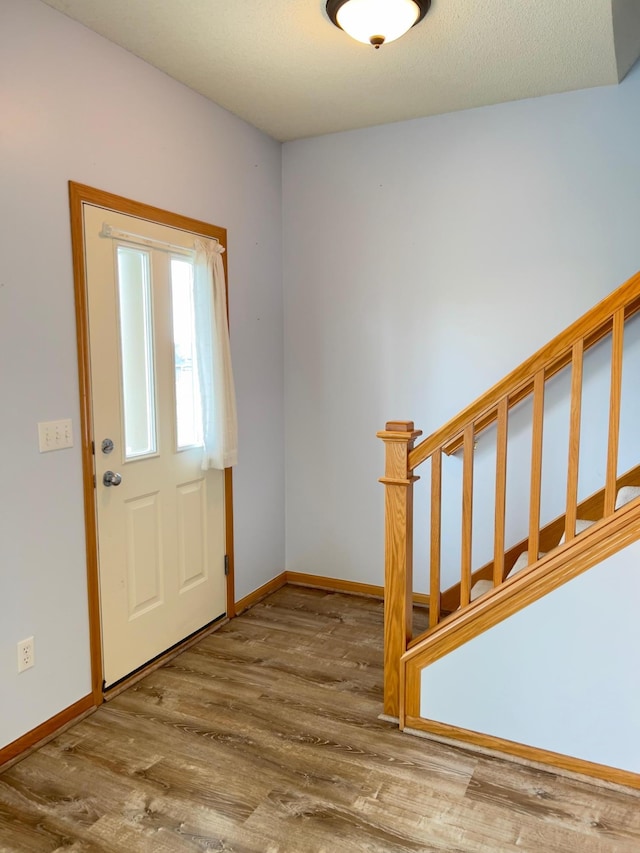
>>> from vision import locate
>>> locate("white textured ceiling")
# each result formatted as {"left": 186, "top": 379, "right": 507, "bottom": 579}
{"left": 40, "top": 0, "right": 640, "bottom": 142}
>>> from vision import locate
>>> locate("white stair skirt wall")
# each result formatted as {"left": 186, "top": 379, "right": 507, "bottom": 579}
{"left": 421, "top": 539, "right": 640, "bottom": 774}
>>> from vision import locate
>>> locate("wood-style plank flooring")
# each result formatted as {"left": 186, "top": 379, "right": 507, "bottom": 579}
{"left": 1, "top": 586, "right": 638, "bottom": 852}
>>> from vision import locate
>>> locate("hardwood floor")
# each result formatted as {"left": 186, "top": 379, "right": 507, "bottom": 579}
{"left": 0, "top": 586, "right": 638, "bottom": 852}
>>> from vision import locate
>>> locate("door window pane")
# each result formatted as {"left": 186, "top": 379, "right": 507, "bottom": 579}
{"left": 171, "top": 257, "right": 203, "bottom": 449}
{"left": 116, "top": 247, "right": 157, "bottom": 459}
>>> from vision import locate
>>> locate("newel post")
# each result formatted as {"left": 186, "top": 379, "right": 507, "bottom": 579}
{"left": 377, "top": 420, "right": 422, "bottom": 719}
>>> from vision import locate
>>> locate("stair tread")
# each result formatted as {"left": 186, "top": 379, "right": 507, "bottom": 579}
{"left": 616, "top": 484, "right": 640, "bottom": 509}
{"left": 558, "top": 517, "right": 596, "bottom": 546}
{"left": 470, "top": 579, "right": 493, "bottom": 601}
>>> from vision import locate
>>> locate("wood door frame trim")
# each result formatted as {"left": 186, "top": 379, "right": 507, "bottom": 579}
{"left": 68, "top": 182, "right": 235, "bottom": 704}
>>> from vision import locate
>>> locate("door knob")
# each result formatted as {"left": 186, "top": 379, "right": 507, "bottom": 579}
{"left": 103, "top": 470, "right": 122, "bottom": 487}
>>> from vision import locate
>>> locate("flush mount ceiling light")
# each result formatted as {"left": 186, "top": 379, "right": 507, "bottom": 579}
{"left": 326, "top": 0, "right": 431, "bottom": 49}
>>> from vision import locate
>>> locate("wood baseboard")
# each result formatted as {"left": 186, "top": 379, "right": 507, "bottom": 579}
{"left": 0, "top": 694, "right": 95, "bottom": 772}
{"left": 286, "top": 572, "right": 385, "bottom": 598}
{"left": 235, "top": 572, "right": 288, "bottom": 614}
{"left": 235, "top": 571, "right": 430, "bottom": 614}
{"left": 404, "top": 715, "right": 640, "bottom": 792}
{"left": 285, "top": 572, "right": 429, "bottom": 607}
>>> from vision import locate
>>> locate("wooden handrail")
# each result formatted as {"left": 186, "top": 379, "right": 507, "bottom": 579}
{"left": 408, "top": 273, "right": 640, "bottom": 469}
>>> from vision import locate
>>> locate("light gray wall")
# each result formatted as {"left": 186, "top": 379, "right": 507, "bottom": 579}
{"left": 420, "top": 539, "right": 640, "bottom": 774}
{"left": 0, "top": 0, "right": 284, "bottom": 749}
{"left": 282, "top": 61, "right": 640, "bottom": 587}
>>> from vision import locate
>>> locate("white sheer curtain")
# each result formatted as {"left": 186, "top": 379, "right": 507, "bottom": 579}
{"left": 193, "top": 239, "right": 238, "bottom": 469}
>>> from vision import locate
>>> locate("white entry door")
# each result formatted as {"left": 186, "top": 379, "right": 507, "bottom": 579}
{"left": 83, "top": 203, "right": 226, "bottom": 687}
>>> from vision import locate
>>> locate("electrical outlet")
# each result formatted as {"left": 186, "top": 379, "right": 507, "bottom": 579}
{"left": 17, "top": 637, "right": 34, "bottom": 673}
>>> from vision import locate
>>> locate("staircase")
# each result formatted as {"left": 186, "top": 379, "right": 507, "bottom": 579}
{"left": 378, "top": 271, "right": 640, "bottom": 787}
{"left": 467, "top": 479, "right": 640, "bottom": 604}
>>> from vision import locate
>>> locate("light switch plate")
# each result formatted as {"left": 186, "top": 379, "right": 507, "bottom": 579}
{"left": 38, "top": 419, "right": 73, "bottom": 452}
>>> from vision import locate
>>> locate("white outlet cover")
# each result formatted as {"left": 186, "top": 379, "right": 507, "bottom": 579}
{"left": 17, "top": 636, "right": 35, "bottom": 673}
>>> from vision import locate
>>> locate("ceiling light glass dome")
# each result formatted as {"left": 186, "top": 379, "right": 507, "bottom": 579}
{"left": 326, "top": 0, "right": 431, "bottom": 48}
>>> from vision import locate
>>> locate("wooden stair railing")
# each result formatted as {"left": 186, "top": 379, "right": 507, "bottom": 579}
{"left": 438, "top": 462, "right": 640, "bottom": 614}
{"left": 378, "top": 270, "right": 640, "bottom": 719}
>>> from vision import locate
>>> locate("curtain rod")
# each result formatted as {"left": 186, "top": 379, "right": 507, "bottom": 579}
{"left": 99, "top": 223, "right": 218, "bottom": 255}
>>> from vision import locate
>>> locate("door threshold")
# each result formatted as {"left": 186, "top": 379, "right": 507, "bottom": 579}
{"left": 103, "top": 614, "right": 228, "bottom": 702}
